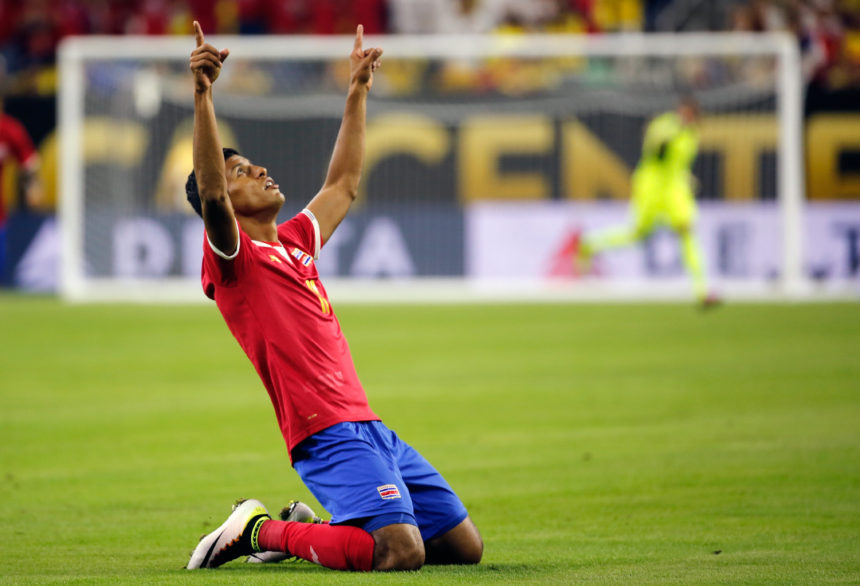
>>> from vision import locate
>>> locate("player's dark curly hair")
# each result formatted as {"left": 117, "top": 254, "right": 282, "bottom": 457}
{"left": 185, "top": 147, "right": 241, "bottom": 218}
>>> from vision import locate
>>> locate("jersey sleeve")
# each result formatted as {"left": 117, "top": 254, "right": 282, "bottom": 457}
{"left": 201, "top": 223, "right": 252, "bottom": 300}
{"left": 277, "top": 209, "right": 321, "bottom": 260}
{"left": 642, "top": 113, "right": 680, "bottom": 161}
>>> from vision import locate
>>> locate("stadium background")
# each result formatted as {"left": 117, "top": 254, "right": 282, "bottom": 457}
{"left": 2, "top": 0, "right": 860, "bottom": 293}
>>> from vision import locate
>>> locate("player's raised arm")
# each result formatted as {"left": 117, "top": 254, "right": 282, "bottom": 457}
{"left": 307, "top": 24, "right": 383, "bottom": 244}
{"left": 190, "top": 21, "right": 238, "bottom": 255}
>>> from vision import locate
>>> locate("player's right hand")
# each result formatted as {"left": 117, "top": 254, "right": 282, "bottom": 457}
{"left": 190, "top": 21, "right": 230, "bottom": 92}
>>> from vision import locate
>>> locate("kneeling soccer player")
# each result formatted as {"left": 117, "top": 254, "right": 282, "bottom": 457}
{"left": 183, "top": 22, "right": 482, "bottom": 572}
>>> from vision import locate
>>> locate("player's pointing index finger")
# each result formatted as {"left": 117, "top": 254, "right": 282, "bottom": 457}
{"left": 194, "top": 20, "right": 204, "bottom": 47}
{"left": 354, "top": 24, "right": 364, "bottom": 51}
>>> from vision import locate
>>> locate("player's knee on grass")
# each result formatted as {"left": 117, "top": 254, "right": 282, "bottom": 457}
{"left": 425, "top": 517, "right": 483, "bottom": 565}
{"left": 371, "top": 523, "right": 425, "bottom": 571}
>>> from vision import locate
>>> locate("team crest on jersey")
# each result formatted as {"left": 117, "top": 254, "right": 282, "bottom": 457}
{"left": 377, "top": 484, "right": 401, "bottom": 500}
{"left": 290, "top": 247, "right": 313, "bottom": 267}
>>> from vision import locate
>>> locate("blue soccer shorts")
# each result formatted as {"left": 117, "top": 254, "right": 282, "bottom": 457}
{"left": 292, "top": 420, "right": 468, "bottom": 541}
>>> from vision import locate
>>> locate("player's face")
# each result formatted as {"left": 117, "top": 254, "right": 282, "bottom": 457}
{"left": 225, "top": 155, "right": 285, "bottom": 215}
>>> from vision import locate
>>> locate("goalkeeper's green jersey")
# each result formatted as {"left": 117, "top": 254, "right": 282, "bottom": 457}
{"left": 639, "top": 111, "right": 698, "bottom": 174}
{"left": 630, "top": 110, "right": 700, "bottom": 227}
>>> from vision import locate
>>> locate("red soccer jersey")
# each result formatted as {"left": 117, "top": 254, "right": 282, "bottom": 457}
{"left": 201, "top": 209, "right": 379, "bottom": 458}
{"left": 0, "top": 114, "right": 38, "bottom": 223}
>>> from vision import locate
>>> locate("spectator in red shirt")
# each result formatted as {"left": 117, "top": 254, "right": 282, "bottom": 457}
{"left": 0, "top": 96, "right": 42, "bottom": 280}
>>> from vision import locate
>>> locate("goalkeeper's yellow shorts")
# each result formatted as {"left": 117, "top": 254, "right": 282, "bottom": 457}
{"left": 629, "top": 164, "right": 697, "bottom": 236}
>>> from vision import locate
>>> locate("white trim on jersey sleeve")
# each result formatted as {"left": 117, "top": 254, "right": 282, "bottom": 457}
{"left": 206, "top": 221, "right": 241, "bottom": 260}
{"left": 301, "top": 208, "right": 322, "bottom": 259}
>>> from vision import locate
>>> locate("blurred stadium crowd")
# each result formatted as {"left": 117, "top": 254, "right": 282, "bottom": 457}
{"left": 0, "top": 0, "right": 858, "bottom": 96}
{"left": 0, "top": 1, "right": 859, "bottom": 290}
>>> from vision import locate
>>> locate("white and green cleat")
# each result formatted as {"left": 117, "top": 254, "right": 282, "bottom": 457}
{"left": 187, "top": 499, "right": 271, "bottom": 569}
{"left": 245, "top": 500, "right": 322, "bottom": 564}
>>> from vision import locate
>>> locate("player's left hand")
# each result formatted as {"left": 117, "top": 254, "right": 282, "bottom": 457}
{"left": 350, "top": 24, "right": 382, "bottom": 91}
{"left": 190, "top": 21, "right": 230, "bottom": 92}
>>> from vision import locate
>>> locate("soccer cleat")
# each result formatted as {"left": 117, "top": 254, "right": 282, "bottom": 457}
{"left": 187, "top": 499, "right": 271, "bottom": 569}
{"left": 245, "top": 500, "right": 322, "bottom": 564}
{"left": 698, "top": 292, "right": 722, "bottom": 310}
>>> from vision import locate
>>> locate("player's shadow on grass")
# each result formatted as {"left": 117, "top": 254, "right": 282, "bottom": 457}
{"left": 204, "top": 561, "right": 523, "bottom": 576}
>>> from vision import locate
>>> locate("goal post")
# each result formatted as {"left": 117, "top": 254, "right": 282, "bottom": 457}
{"left": 58, "top": 32, "right": 816, "bottom": 303}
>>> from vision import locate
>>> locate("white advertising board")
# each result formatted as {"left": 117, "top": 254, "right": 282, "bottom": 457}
{"left": 466, "top": 202, "right": 860, "bottom": 299}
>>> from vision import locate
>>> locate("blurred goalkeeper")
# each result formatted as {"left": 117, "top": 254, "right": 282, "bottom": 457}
{"left": 577, "top": 97, "right": 719, "bottom": 307}
{"left": 184, "top": 21, "right": 482, "bottom": 572}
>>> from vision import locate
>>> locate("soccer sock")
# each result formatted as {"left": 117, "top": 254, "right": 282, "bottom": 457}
{"left": 585, "top": 225, "right": 638, "bottom": 254}
{"left": 257, "top": 520, "right": 375, "bottom": 571}
{"left": 679, "top": 229, "right": 707, "bottom": 300}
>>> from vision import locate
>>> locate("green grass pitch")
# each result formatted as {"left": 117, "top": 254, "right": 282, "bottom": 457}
{"left": 0, "top": 296, "right": 858, "bottom": 584}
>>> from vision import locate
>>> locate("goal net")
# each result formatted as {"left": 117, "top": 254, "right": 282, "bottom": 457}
{"left": 59, "top": 32, "right": 823, "bottom": 303}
